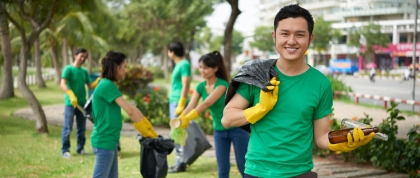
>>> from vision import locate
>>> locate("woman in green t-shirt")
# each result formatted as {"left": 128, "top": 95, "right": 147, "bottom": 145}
{"left": 177, "top": 51, "right": 249, "bottom": 178}
{"left": 91, "top": 51, "right": 158, "bottom": 178}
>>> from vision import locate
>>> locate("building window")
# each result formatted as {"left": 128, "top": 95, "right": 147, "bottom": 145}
{"left": 400, "top": 34, "right": 408, "bottom": 43}
{"left": 338, "top": 35, "right": 347, "bottom": 44}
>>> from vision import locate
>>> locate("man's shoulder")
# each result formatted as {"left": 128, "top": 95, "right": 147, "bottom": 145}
{"left": 81, "top": 67, "right": 89, "bottom": 73}
{"left": 63, "top": 65, "right": 73, "bottom": 71}
{"left": 181, "top": 59, "right": 191, "bottom": 66}
{"left": 308, "top": 67, "right": 330, "bottom": 82}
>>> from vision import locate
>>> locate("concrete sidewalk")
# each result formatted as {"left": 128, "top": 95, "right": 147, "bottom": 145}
{"left": 14, "top": 100, "right": 414, "bottom": 178}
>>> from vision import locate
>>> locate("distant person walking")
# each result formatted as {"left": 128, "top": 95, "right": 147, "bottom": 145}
{"left": 404, "top": 68, "right": 411, "bottom": 81}
{"left": 369, "top": 67, "right": 376, "bottom": 82}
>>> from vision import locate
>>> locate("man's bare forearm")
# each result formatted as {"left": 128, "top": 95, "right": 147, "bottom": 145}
{"left": 221, "top": 107, "right": 250, "bottom": 128}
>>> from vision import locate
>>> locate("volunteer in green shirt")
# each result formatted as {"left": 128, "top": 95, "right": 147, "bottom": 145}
{"left": 60, "top": 48, "right": 100, "bottom": 158}
{"left": 177, "top": 51, "right": 249, "bottom": 177}
{"left": 167, "top": 41, "right": 192, "bottom": 173}
{"left": 91, "top": 51, "right": 158, "bottom": 178}
{"left": 222, "top": 4, "right": 376, "bottom": 178}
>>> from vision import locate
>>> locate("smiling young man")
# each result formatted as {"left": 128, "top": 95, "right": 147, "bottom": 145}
{"left": 60, "top": 48, "right": 100, "bottom": 159}
{"left": 222, "top": 4, "right": 375, "bottom": 178}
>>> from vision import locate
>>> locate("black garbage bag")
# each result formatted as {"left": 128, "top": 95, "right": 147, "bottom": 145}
{"left": 224, "top": 59, "right": 279, "bottom": 133}
{"left": 183, "top": 121, "right": 212, "bottom": 165}
{"left": 138, "top": 134, "right": 175, "bottom": 178}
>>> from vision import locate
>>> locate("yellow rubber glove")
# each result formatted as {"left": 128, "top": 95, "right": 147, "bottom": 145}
{"left": 91, "top": 77, "right": 101, "bottom": 89}
{"left": 133, "top": 118, "right": 158, "bottom": 138}
{"left": 244, "top": 77, "right": 280, "bottom": 124}
{"left": 175, "top": 97, "right": 187, "bottom": 116}
{"left": 179, "top": 109, "right": 199, "bottom": 129}
{"left": 328, "top": 127, "right": 376, "bottom": 152}
{"left": 66, "top": 90, "right": 78, "bottom": 108}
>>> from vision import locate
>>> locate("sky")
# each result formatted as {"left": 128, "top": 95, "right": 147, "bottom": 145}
{"left": 205, "top": 0, "right": 260, "bottom": 36}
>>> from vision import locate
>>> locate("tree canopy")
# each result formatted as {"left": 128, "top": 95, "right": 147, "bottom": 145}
{"left": 348, "top": 23, "right": 390, "bottom": 55}
{"left": 250, "top": 26, "right": 274, "bottom": 52}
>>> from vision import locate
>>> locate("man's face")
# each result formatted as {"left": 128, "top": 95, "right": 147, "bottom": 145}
{"left": 74, "top": 52, "right": 88, "bottom": 65}
{"left": 272, "top": 17, "right": 314, "bottom": 61}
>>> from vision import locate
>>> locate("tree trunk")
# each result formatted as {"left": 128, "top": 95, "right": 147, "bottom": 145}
{"left": 162, "top": 47, "right": 169, "bottom": 82}
{"left": 137, "top": 43, "right": 144, "bottom": 64}
{"left": 19, "top": 45, "right": 49, "bottom": 134}
{"left": 0, "top": 4, "right": 15, "bottom": 99}
{"left": 34, "top": 39, "right": 46, "bottom": 87}
{"left": 70, "top": 45, "right": 75, "bottom": 64}
{"left": 51, "top": 45, "right": 61, "bottom": 84}
{"left": 223, "top": 0, "right": 241, "bottom": 72}
{"left": 62, "top": 39, "right": 68, "bottom": 67}
{"left": 185, "top": 30, "right": 195, "bottom": 62}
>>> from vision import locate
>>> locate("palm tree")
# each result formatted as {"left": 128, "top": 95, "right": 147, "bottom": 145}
{"left": 0, "top": 2, "right": 14, "bottom": 99}
{"left": 57, "top": 11, "right": 109, "bottom": 73}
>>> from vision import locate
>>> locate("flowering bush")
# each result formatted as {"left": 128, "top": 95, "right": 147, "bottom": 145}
{"left": 132, "top": 85, "right": 170, "bottom": 127}
{"left": 117, "top": 65, "right": 154, "bottom": 98}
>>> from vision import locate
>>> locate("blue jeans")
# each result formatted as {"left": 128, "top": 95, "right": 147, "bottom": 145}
{"left": 92, "top": 147, "right": 118, "bottom": 178}
{"left": 62, "top": 105, "right": 86, "bottom": 154}
{"left": 214, "top": 128, "right": 249, "bottom": 178}
{"left": 169, "top": 102, "right": 186, "bottom": 166}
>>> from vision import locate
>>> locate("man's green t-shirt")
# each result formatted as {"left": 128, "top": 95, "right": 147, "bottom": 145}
{"left": 61, "top": 65, "right": 90, "bottom": 106}
{"left": 236, "top": 65, "right": 333, "bottom": 177}
{"left": 91, "top": 78, "right": 123, "bottom": 150}
{"left": 195, "top": 78, "right": 229, "bottom": 131}
{"left": 169, "top": 59, "right": 191, "bottom": 103}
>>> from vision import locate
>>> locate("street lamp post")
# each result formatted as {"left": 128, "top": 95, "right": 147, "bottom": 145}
{"left": 412, "top": 0, "right": 418, "bottom": 112}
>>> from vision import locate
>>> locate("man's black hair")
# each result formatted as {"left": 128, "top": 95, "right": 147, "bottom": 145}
{"left": 74, "top": 48, "right": 87, "bottom": 55}
{"left": 274, "top": 4, "right": 314, "bottom": 35}
{"left": 168, "top": 41, "right": 185, "bottom": 57}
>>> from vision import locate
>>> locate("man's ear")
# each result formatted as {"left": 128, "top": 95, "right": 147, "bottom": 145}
{"left": 271, "top": 31, "right": 276, "bottom": 43}
{"left": 309, "top": 33, "right": 314, "bottom": 45}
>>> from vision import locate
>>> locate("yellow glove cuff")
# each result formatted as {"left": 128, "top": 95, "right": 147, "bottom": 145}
{"left": 178, "top": 97, "right": 186, "bottom": 107}
{"left": 66, "top": 90, "right": 76, "bottom": 97}
{"left": 133, "top": 118, "right": 158, "bottom": 138}
{"left": 244, "top": 104, "right": 269, "bottom": 124}
{"left": 91, "top": 77, "right": 101, "bottom": 88}
{"left": 185, "top": 109, "right": 199, "bottom": 121}
{"left": 175, "top": 97, "right": 187, "bottom": 116}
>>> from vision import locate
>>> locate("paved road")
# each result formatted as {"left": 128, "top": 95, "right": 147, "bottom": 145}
{"left": 340, "top": 75, "right": 420, "bottom": 111}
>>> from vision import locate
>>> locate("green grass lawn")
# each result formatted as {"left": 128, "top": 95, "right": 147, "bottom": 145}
{"left": 0, "top": 81, "right": 241, "bottom": 178}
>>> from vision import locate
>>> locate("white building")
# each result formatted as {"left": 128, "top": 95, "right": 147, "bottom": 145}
{"left": 256, "top": 0, "right": 420, "bottom": 70}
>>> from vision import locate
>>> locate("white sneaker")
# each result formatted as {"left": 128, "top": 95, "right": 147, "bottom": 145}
{"left": 62, "top": 152, "right": 71, "bottom": 159}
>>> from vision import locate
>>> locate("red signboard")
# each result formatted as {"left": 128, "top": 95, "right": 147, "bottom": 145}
{"left": 370, "top": 43, "right": 420, "bottom": 57}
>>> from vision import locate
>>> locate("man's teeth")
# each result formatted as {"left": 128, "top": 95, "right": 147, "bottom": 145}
{"left": 286, "top": 48, "right": 297, "bottom": 52}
